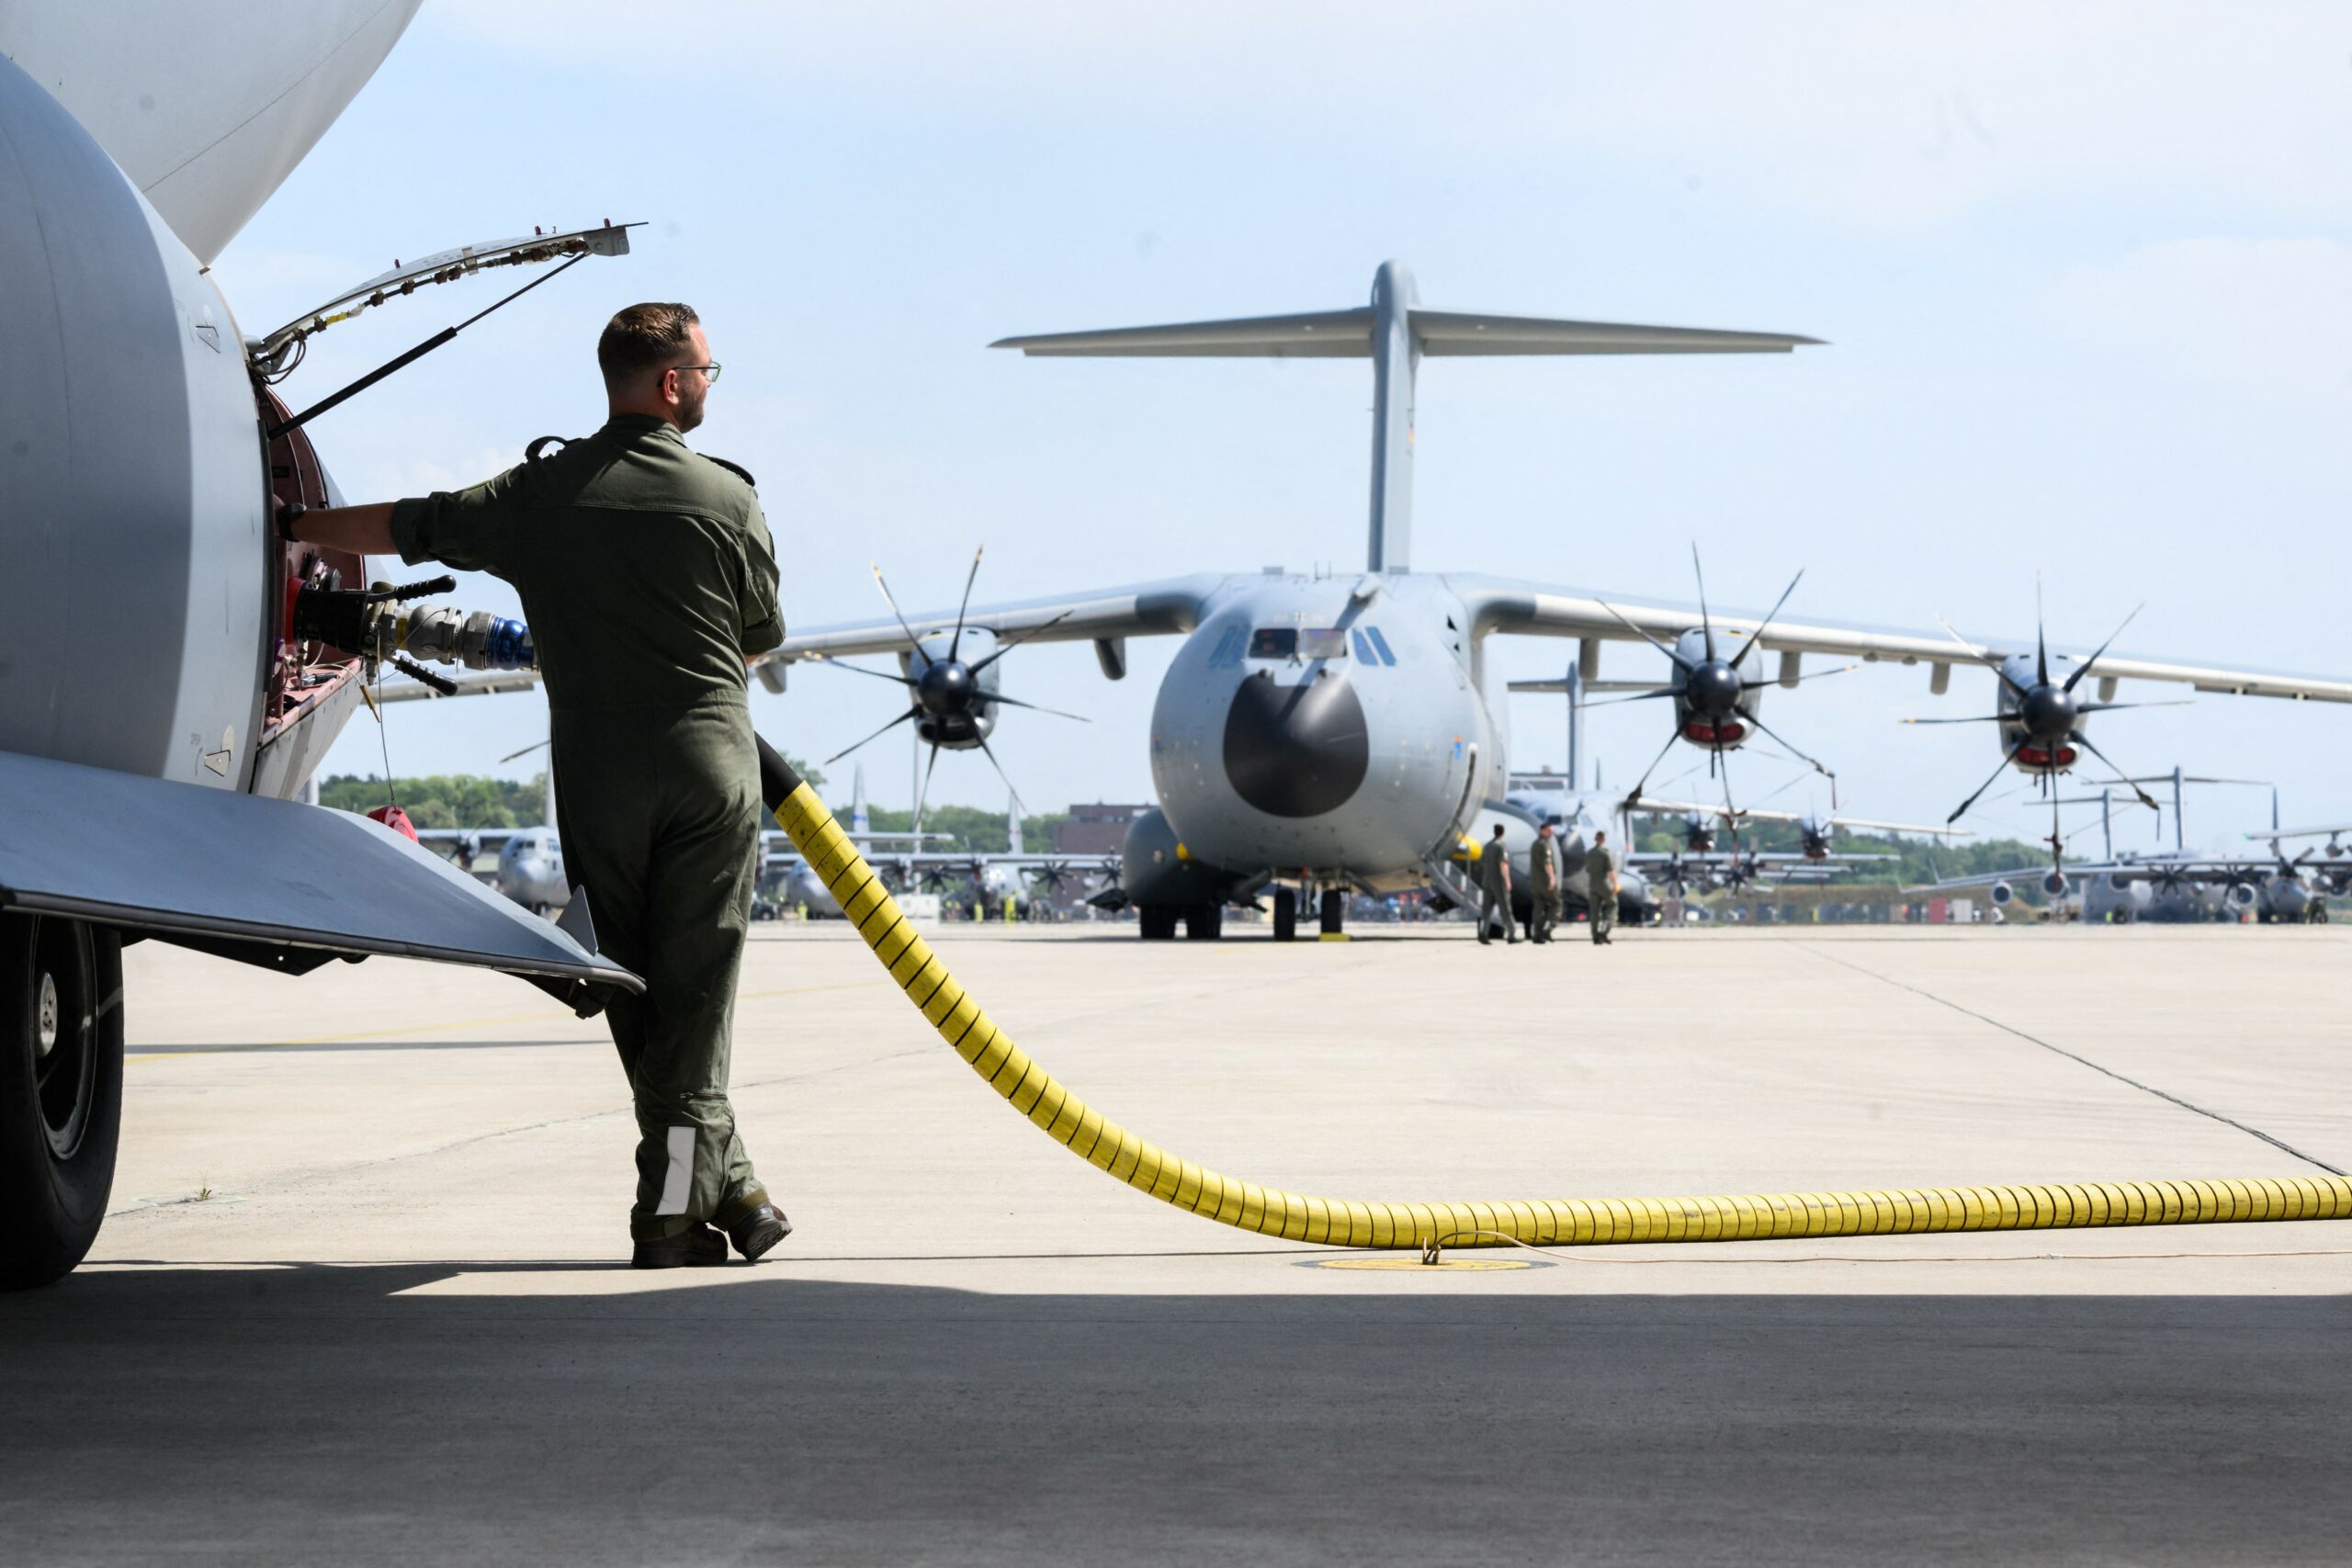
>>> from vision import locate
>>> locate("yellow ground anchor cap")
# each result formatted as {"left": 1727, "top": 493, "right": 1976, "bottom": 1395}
{"left": 765, "top": 772, "right": 2352, "bottom": 1253}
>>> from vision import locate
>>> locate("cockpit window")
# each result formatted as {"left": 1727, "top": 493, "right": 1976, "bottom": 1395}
{"left": 1249, "top": 627, "right": 1349, "bottom": 660}
{"left": 1299, "top": 628, "right": 1348, "bottom": 659}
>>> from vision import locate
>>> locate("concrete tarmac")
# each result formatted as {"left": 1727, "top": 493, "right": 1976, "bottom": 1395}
{"left": 6, "top": 921, "right": 2351, "bottom": 1563}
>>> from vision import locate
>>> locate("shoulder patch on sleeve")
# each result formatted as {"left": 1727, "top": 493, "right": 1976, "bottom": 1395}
{"left": 705, "top": 455, "right": 758, "bottom": 489}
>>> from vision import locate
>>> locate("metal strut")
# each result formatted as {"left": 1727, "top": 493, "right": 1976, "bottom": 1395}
{"left": 265, "top": 253, "right": 590, "bottom": 442}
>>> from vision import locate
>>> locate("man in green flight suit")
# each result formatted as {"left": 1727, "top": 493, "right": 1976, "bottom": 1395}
{"left": 1585, "top": 829, "right": 1619, "bottom": 946}
{"left": 288, "top": 302, "right": 791, "bottom": 1269}
{"left": 1476, "top": 823, "right": 1516, "bottom": 945}
{"left": 1528, "top": 821, "right": 1563, "bottom": 944}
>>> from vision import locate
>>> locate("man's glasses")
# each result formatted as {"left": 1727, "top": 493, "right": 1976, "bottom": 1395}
{"left": 668, "top": 362, "right": 721, "bottom": 384}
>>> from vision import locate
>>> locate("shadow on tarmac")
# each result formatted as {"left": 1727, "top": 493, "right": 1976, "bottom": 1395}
{"left": 4, "top": 1262, "right": 2348, "bottom": 1565}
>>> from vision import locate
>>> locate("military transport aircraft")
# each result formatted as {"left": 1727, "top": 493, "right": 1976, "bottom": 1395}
{"left": 1917, "top": 774, "right": 2334, "bottom": 923}
{"left": 753, "top": 263, "right": 2352, "bottom": 942}
{"left": 0, "top": 5, "right": 639, "bottom": 1287}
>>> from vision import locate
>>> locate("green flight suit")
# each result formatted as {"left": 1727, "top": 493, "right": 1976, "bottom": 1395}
{"left": 1529, "top": 835, "right": 1563, "bottom": 943}
{"left": 1476, "top": 837, "right": 1515, "bottom": 943}
{"left": 390, "top": 414, "right": 785, "bottom": 1240}
{"left": 1585, "top": 843, "right": 1617, "bottom": 944}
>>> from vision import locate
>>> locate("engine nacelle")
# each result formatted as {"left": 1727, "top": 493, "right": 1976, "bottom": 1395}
{"left": 0, "top": 56, "right": 269, "bottom": 788}
{"left": 2223, "top": 881, "right": 2258, "bottom": 913}
{"left": 1988, "top": 881, "right": 2015, "bottom": 908}
{"left": 2041, "top": 870, "right": 2070, "bottom": 900}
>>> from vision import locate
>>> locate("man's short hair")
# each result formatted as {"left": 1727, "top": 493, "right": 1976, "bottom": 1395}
{"left": 599, "top": 302, "right": 699, "bottom": 388}
{"left": 1594, "top": 830, "right": 1608, "bottom": 842}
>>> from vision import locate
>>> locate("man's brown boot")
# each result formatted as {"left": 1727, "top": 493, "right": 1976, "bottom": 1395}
{"left": 725, "top": 1203, "right": 792, "bottom": 1262}
{"left": 630, "top": 1223, "right": 729, "bottom": 1269}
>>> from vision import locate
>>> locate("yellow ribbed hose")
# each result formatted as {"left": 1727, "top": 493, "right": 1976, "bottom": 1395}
{"left": 764, "top": 763, "right": 2352, "bottom": 1250}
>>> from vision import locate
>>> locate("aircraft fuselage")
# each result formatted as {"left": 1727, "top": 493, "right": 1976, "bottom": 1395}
{"left": 1146, "top": 573, "right": 1496, "bottom": 887}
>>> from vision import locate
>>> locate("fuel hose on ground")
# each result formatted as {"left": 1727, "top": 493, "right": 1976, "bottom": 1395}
{"left": 757, "top": 737, "right": 2352, "bottom": 1252}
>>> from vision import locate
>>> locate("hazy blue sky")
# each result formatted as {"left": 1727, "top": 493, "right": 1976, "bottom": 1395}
{"left": 218, "top": 3, "right": 2352, "bottom": 852}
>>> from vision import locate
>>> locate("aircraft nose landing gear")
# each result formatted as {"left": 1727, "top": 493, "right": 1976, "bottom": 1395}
{"left": 2, "top": 914, "right": 124, "bottom": 1289}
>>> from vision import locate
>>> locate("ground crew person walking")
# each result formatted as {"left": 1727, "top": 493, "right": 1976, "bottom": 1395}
{"left": 1476, "top": 823, "right": 1516, "bottom": 945}
{"left": 288, "top": 303, "right": 791, "bottom": 1269}
{"left": 1585, "top": 829, "right": 1619, "bottom": 946}
{"left": 1529, "top": 822, "right": 1563, "bottom": 943}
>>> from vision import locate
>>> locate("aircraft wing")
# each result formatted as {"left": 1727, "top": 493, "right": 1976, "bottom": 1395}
{"left": 415, "top": 828, "right": 522, "bottom": 852}
{"left": 1906, "top": 867, "right": 2048, "bottom": 892}
{"left": 2249, "top": 824, "right": 2352, "bottom": 842}
{"left": 1626, "top": 796, "right": 1969, "bottom": 839}
{"left": 1452, "top": 575, "right": 2352, "bottom": 703}
{"left": 1913, "top": 860, "right": 2263, "bottom": 893}
{"left": 0, "top": 750, "right": 638, "bottom": 1009}
{"left": 373, "top": 671, "right": 546, "bottom": 705}
{"left": 759, "top": 574, "right": 1226, "bottom": 666}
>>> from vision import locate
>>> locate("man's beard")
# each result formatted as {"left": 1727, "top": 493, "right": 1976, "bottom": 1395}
{"left": 675, "top": 380, "right": 707, "bottom": 432}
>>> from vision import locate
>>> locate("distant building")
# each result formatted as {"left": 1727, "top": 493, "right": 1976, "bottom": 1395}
{"left": 1055, "top": 803, "right": 1152, "bottom": 859}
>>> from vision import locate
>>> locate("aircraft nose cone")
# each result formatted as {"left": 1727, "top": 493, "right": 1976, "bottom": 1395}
{"left": 1686, "top": 660, "right": 1742, "bottom": 716}
{"left": 917, "top": 660, "right": 973, "bottom": 716}
{"left": 1222, "top": 671, "right": 1370, "bottom": 818}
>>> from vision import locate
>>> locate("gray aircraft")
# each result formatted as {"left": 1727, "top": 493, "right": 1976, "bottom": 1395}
{"left": 1919, "top": 772, "right": 2328, "bottom": 923}
{"left": 0, "top": 5, "right": 643, "bottom": 1286}
{"left": 416, "top": 827, "right": 572, "bottom": 917}
{"left": 757, "top": 263, "right": 2352, "bottom": 941}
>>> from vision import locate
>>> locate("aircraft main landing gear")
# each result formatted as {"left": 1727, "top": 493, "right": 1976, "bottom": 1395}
{"left": 1184, "top": 904, "right": 1223, "bottom": 940}
{"left": 1, "top": 913, "right": 123, "bottom": 1290}
{"left": 1138, "top": 906, "right": 1178, "bottom": 940}
{"left": 1272, "top": 887, "right": 1298, "bottom": 942}
{"left": 1320, "top": 888, "right": 1345, "bottom": 937}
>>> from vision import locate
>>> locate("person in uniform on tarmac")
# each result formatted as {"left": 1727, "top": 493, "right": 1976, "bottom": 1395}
{"left": 1476, "top": 823, "right": 1516, "bottom": 945}
{"left": 1585, "top": 829, "right": 1619, "bottom": 945}
{"left": 286, "top": 302, "right": 792, "bottom": 1270}
{"left": 1529, "top": 822, "right": 1563, "bottom": 944}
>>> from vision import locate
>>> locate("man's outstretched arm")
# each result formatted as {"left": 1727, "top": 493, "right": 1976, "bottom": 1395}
{"left": 289, "top": 503, "right": 398, "bottom": 556}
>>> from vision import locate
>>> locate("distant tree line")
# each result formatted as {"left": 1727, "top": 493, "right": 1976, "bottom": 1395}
{"left": 853, "top": 805, "right": 1069, "bottom": 855}
{"left": 1636, "top": 817, "right": 2058, "bottom": 889}
{"left": 318, "top": 750, "right": 828, "bottom": 832}
{"left": 320, "top": 773, "right": 546, "bottom": 830}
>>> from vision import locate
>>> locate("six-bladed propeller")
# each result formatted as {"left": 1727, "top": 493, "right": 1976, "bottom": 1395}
{"left": 1908, "top": 581, "right": 2191, "bottom": 877}
{"left": 1595, "top": 547, "right": 1843, "bottom": 868}
{"left": 814, "top": 547, "right": 1086, "bottom": 833}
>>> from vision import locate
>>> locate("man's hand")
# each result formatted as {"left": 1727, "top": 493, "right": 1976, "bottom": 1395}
{"left": 287, "top": 502, "right": 398, "bottom": 556}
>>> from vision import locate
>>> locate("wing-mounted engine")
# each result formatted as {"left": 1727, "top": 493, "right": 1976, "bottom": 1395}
{"left": 808, "top": 547, "right": 1088, "bottom": 831}
{"left": 1118, "top": 807, "right": 1240, "bottom": 919}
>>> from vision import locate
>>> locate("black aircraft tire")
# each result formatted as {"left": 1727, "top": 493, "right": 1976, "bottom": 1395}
{"left": 0, "top": 915, "right": 124, "bottom": 1291}
{"left": 1319, "top": 888, "right": 1345, "bottom": 936}
{"left": 1184, "top": 904, "right": 1223, "bottom": 941}
{"left": 1138, "top": 906, "right": 1179, "bottom": 941}
{"left": 1272, "top": 888, "right": 1298, "bottom": 942}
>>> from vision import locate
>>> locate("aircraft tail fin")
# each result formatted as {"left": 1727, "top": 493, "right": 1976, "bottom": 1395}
{"left": 852, "top": 763, "right": 870, "bottom": 837}
{"left": 995, "top": 261, "right": 1819, "bottom": 575}
{"left": 1009, "top": 793, "right": 1023, "bottom": 857}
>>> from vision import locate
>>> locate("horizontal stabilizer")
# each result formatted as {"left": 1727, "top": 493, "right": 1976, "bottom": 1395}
{"left": 1410, "top": 310, "right": 1819, "bottom": 357}
{"left": 994, "top": 310, "right": 1374, "bottom": 358}
{"left": 995, "top": 308, "right": 1818, "bottom": 360}
{"left": 0, "top": 750, "right": 639, "bottom": 1004}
